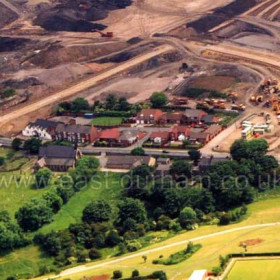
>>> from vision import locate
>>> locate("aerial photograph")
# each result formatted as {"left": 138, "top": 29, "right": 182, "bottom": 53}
{"left": 1, "top": 0, "right": 280, "bottom": 279}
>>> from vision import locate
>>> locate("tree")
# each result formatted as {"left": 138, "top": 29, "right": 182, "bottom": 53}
{"left": 118, "top": 96, "right": 130, "bottom": 111}
{"left": 0, "top": 157, "right": 4, "bottom": 166}
{"left": 105, "top": 230, "right": 122, "bottom": 247}
{"left": 131, "top": 147, "right": 145, "bottom": 156}
{"left": 116, "top": 198, "right": 147, "bottom": 225}
{"left": 150, "top": 92, "right": 168, "bottom": 108}
{"left": 15, "top": 199, "right": 53, "bottom": 231}
{"left": 170, "top": 160, "right": 191, "bottom": 181}
{"left": 219, "top": 213, "right": 232, "bottom": 225}
{"left": 23, "top": 138, "right": 41, "bottom": 154}
{"left": 230, "top": 139, "right": 269, "bottom": 161}
{"left": 35, "top": 168, "right": 52, "bottom": 189}
{"left": 179, "top": 207, "right": 197, "bottom": 228}
{"left": 41, "top": 231, "right": 62, "bottom": 256}
{"left": 82, "top": 200, "right": 112, "bottom": 223}
{"left": 55, "top": 175, "right": 75, "bottom": 203}
{"left": 142, "top": 255, "right": 147, "bottom": 263}
{"left": 76, "top": 156, "right": 100, "bottom": 170}
{"left": 12, "top": 138, "right": 22, "bottom": 151}
{"left": 88, "top": 248, "right": 102, "bottom": 260}
{"left": 132, "top": 269, "right": 140, "bottom": 277}
{"left": 43, "top": 191, "right": 63, "bottom": 213}
{"left": 188, "top": 149, "right": 201, "bottom": 164}
{"left": 113, "top": 270, "right": 122, "bottom": 279}
{"left": 72, "top": 97, "right": 90, "bottom": 112}
{"left": 105, "top": 94, "right": 117, "bottom": 110}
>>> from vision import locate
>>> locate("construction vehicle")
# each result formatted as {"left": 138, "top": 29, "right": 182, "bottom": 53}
{"left": 214, "top": 103, "right": 226, "bottom": 109}
{"left": 250, "top": 95, "right": 256, "bottom": 103}
{"left": 231, "top": 104, "right": 246, "bottom": 111}
{"left": 92, "top": 29, "right": 113, "bottom": 38}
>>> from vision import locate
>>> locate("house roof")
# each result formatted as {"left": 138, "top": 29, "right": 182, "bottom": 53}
{"left": 189, "top": 270, "right": 207, "bottom": 280}
{"left": 204, "top": 124, "right": 222, "bottom": 134}
{"left": 39, "top": 145, "right": 76, "bottom": 159}
{"left": 160, "top": 112, "right": 183, "bottom": 121}
{"left": 106, "top": 155, "right": 153, "bottom": 169}
{"left": 44, "top": 158, "right": 76, "bottom": 167}
{"left": 150, "top": 131, "right": 171, "bottom": 139}
{"left": 201, "top": 114, "right": 218, "bottom": 123}
{"left": 172, "top": 125, "right": 190, "bottom": 136}
{"left": 99, "top": 128, "right": 121, "bottom": 139}
{"left": 56, "top": 123, "right": 95, "bottom": 134}
{"left": 189, "top": 131, "right": 208, "bottom": 140}
{"left": 118, "top": 130, "right": 139, "bottom": 141}
{"left": 28, "top": 119, "right": 58, "bottom": 129}
{"left": 184, "top": 109, "right": 206, "bottom": 118}
{"left": 137, "top": 109, "right": 163, "bottom": 121}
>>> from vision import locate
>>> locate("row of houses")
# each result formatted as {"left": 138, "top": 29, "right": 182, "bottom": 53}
{"left": 22, "top": 119, "right": 145, "bottom": 146}
{"left": 136, "top": 109, "right": 218, "bottom": 125}
{"left": 149, "top": 124, "right": 223, "bottom": 145}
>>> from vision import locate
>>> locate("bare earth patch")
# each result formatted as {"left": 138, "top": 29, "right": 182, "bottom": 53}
{"left": 188, "top": 76, "right": 237, "bottom": 91}
{"left": 240, "top": 238, "right": 264, "bottom": 247}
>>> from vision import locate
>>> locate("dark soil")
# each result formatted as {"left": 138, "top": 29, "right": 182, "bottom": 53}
{"left": 33, "top": 0, "right": 132, "bottom": 32}
{"left": 0, "top": 37, "right": 31, "bottom": 52}
{"left": 1, "top": 78, "right": 42, "bottom": 90}
{"left": 96, "top": 42, "right": 160, "bottom": 64}
{"left": 187, "top": 0, "right": 257, "bottom": 33}
{"left": 0, "top": 3, "right": 19, "bottom": 28}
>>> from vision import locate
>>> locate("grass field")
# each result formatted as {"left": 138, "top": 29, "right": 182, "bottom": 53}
{"left": 226, "top": 259, "right": 280, "bottom": 280}
{"left": 33, "top": 197, "right": 280, "bottom": 280}
{"left": 0, "top": 172, "right": 124, "bottom": 279}
{"left": 90, "top": 117, "right": 123, "bottom": 127}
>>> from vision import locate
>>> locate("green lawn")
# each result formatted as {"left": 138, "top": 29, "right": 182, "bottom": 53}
{"left": 38, "top": 172, "right": 123, "bottom": 234}
{"left": 0, "top": 171, "right": 124, "bottom": 279}
{"left": 34, "top": 197, "right": 280, "bottom": 280}
{"left": 226, "top": 259, "right": 280, "bottom": 280}
{"left": 90, "top": 117, "right": 123, "bottom": 127}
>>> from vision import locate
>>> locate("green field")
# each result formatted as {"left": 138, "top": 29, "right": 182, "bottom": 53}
{"left": 226, "top": 259, "right": 280, "bottom": 280}
{"left": 33, "top": 197, "right": 280, "bottom": 280}
{"left": 90, "top": 117, "right": 123, "bottom": 126}
{"left": 0, "top": 172, "right": 124, "bottom": 279}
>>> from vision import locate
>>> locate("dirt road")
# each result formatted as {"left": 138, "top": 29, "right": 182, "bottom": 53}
{"left": 0, "top": 45, "right": 174, "bottom": 128}
{"left": 39, "top": 222, "right": 279, "bottom": 280}
{"left": 0, "top": 0, "right": 21, "bottom": 16}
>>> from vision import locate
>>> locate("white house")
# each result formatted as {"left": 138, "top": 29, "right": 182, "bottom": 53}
{"left": 22, "top": 119, "right": 58, "bottom": 140}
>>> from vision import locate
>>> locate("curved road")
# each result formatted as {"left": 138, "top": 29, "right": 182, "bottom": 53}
{"left": 40, "top": 222, "right": 279, "bottom": 279}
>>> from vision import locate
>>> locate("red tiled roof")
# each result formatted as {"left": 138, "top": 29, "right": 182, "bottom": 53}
{"left": 99, "top": 128, "right": 121, "bottom": 139}
{"left": 172, "top": 125, "right": 190, "bottom": 136}
{"left": 150, "top": 131, "right": 171, "bottom": 139}
{"left": 161, "top": 112, "right": 183, "bottom": 121}
{"left": 137, "top": 109, "right": 164, "bottom": 121}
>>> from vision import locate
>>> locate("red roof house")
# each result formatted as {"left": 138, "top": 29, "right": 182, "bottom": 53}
{"left": 136, "top": 109, "right": 164, "bottom": 124}
{"left": 99, "top": 128, "right": 121, "bottom": 143}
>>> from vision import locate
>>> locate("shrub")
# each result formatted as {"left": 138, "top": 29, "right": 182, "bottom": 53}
{"left": 88, "top": 248, "right": 102, "bottom": 260}
{"left": 132, "top": 269, "right": 139, "bottom": 277}
{"left": 112, "top": 270, "right": 122, "bottom": 279}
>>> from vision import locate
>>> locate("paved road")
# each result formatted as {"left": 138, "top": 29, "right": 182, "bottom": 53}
{"left": 40, "top": 222, "right": 279, "bottom": 280}
{"left": 0, "top": 45, "right": 173, "bottom": 128}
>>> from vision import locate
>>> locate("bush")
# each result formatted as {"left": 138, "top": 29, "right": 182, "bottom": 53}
{"left": 132, "top": 269, "right": 139, "bottom": 277}
{"left": 0, "top": 157, "right": 4, "bottom": 166}
{"left": 112, "top": 270, "right": 123, "bottom": 279}
{"left": 88, "top": 248, "right": 102, "bottom": 260}
{"left": 219, "top": 213, "right": 232, "bottom": 225}
{"left": 212, "top": 266, "right": 222, "bottom": 276}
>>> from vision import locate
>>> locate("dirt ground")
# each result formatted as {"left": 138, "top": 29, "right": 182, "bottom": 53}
{"left": 187, "top": 75, "right": 237, "bottom": 91}
{"left": 99, "top": 0, "right": 233, "bottom": 39}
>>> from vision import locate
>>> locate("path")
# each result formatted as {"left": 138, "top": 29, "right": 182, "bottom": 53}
{"left": 0, "top": 45, "right": 173, "bottom": 128}
{"left": 39, "top": 222, "right": 279, "bottom": 280}
{"left": 0, "top": 0, "right": 21, "bottom": 16}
